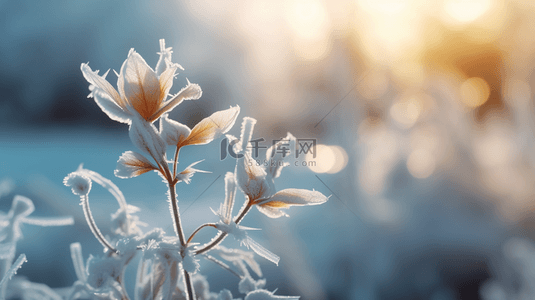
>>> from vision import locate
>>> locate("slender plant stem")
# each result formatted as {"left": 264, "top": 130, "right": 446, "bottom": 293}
{"left": 187, "top": 223, "right": 217, "bottom": 244}
{"left": 183, "top": 268, "right": 195, "bottom": 300}
{"left": 168, "top": 183, "right": 186, "bottom": 247}
{"left": 173, "top": 146, "right": 180, "bottom": 179}
{"left": 81, "top": 195, "right": 117, "bottom": 254}
{"left": 203, "top": 254, "right": 242, "bottom": 278}
{"left": 166, "top": 178, "right": 194, "bottom": 300}
{"left": 194, "top": 202, "right": 252, "bottom": 255}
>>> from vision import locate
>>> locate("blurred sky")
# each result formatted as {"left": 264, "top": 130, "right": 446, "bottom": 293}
{"left": 2, "top": 0, "right": 535, "bottom": 299}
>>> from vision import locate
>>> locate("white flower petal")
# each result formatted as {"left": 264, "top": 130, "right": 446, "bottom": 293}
{"left": 159, "top": 114, "right": 191, "bottom": 146}
{"left": 115, "top": 151, "right": 158, "bottom": 178}
{"left": 120, "top": 49, "right": 161, "bottom": 121}
{"left": 150, "top": 82, "right": 202, "bottom": 121}
{"left": 91, "top": 87, "right": 132, "bottom": 124}
{"left": 243, "top": 236, "right": 280, "bottom": 266}
{"left": 221, "top": 172, "right": 237, "bottom": 224}
{"left": 180, "top": 106, "right": 240, "bottom": 147}
{"left": 129, "top": 114, "right": 167, "bottom": 166}
{"left": 236, "top": 153, "right": 274, "bottom": 201}
{"left": 80, "top": 63, "right": 125, "bottom": 109}
{"left": 255, "top": 205, "right": 288, "bottom": 219}
{"left": 239, "top": 117, "right": 257, "bottom": 154}
{"left": 265, "top": 132, "right": 296, "bottom": 179}
{"left": 258, "top": 189, "right": 329, "bottom": 207}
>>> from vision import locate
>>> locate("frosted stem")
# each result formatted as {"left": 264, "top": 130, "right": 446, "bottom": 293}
{"left": 81, "top": 195, "right": 117, "bottom": 254}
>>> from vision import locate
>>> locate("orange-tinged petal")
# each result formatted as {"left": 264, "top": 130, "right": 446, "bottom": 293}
{"left": 120, "top": 49, "right": 161, "bottom": 121}
{"left": 115, "top": 151, "right": 157, "bottom": 178}
{"left": 180, "top": 106, "right": 240, "bottom": 147}
{"left": 158, "top": 65, "right": 177, "bottom": 103}
{"left": 256, "top": 188, "right": 328, "bottom": 206}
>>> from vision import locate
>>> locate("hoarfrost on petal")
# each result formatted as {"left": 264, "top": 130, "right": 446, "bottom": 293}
{"left": 257, "top": 189, "right": 328, "bottom": 207}
{"left": 129, "top": 114, "right": 167, "bottom": 166}
{"left": 181, "top": 106, "right": 240, "bottom": 147}
{"left": 115, "top": 151, "right": 158, "bottom": 178}
{"left": 160, "top": 114, "right": 191, "bottom": 146}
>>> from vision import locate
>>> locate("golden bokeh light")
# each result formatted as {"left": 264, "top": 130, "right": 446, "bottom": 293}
{"left": 407, "top": 148, "right": 436, "bottom": 179}
{"left": 307, "top": 144, "right": 349, "bottom": 174}
{"left": 459, "top": 77, "right": 491, "bottom": 108}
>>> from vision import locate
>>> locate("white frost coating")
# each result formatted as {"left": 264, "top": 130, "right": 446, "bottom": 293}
{"left": 244, "top": 289, "right": 300, "bottom": 300}
{"left": 63, "top": 173, "right": 92, "bottom": 196}
{"left": 0, "top": 253, "right": 27, "bottom": 287}
{"left": 21, "top": 216, "right": 74, "bottom": 226}
{"left": 239, "top": 117, "right": 257, "bottom": 154}
{"left": 115, "top": 151, "right": 157, "bottom": 179}
{"left": 243, "top": 236, "right": 280, "bottom": 266}
{"left": 129, "top": 113, "right": 167, "bottom": 166}
{"left": 176, "top": 160, "right": 210, "bottom": 184}
{"left": 70, "top": 243, "right": 87, "bottom": 282}
{"left": 257, "top": 189, "right": 329, "bottom": 206}
{"left": 236, "top": 152, "right": 273, "bottom": 201}
{"left": 91, "top": 86, "right": 132, "bottom": 124}
{"left": 182, "top": 247, "right": 200, "bottom": 274}
{"left": 77, "top": 167, "right": 127, "bottom": 210}
{"left": 265, "top": 132, "right": 296, "bottom": 180}
{"left": 159, "top": 114, "right": 191, "bottom": 146}
{"left": 217, "top": 289, "right": 234, "bottom": 300}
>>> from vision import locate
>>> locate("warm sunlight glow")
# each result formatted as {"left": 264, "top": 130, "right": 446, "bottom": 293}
{"left": 443, "top": 0, "right": 493, "bottom": 24}
{"left": 459, "top": 77, "right": 491, "bottom": 108}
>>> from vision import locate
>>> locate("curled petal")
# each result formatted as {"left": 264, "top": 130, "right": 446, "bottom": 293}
{"left": 159, "top": 114, "right": 191, "bottom": 146}
{"left": 120, "top": 49, "right": 161, "bottom": 121}
{"left": 115, "top": 151, "right": 158, "bottom": 178}
{"left": 81, "top": 63, "right": 125, "bottom": 109}
{"left": 149, "top": 82, "right": 202, "bottom": 122}
{"left": 129, "top": 114, "right": 167, "bottom": 166}
{"left": 266, "top": 132, "right": 296, "bottom": 179}
{"left": 91, "top": 87, "right": 132, "bottom": 124}
{"left": 181, "top": 106, "right": 240, "bottom": 147}
{"left": 236, "top": 153, "right": 274, "bottom": 202}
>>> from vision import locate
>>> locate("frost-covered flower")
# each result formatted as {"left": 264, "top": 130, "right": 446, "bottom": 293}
{"left": 234, "top": 118, "right": 329, "bottom": 218}
{"left": 212, "top": 173, "right": 280, "bottom": 265}
{"left": 80, "top": 39, "right": 201, "bottom": 124}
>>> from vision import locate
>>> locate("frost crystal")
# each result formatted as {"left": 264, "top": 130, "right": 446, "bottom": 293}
{"left": 64, "top": 172, "right": 92, "bottom": 196}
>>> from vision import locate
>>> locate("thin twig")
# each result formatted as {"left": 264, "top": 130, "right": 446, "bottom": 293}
{"left": 187, "top": 223, "right": 217, "bottom": 244}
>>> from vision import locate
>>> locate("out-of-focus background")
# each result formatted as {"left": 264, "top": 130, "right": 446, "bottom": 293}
{"left": 2, "top": 0, "right": 535, "bottom": 299}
